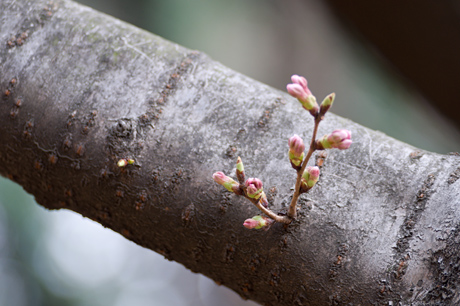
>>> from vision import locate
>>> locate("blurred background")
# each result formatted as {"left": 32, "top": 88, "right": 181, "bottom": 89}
{"left": 1, "top": 0, "right": 459, "bottom": 305}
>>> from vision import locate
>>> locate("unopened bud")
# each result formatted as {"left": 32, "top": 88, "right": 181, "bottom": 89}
{"left": 317, "top": 129, "right": 352, "bottom": 150}
{"left": 245, "top": 178, "right": 263, "bottom": 199}
{"left": 319, "top": 93, "right": 335, "bottom": 117}
{"left": 117, "top": 159, "right": 128, "bottom": 167}
{"left": 291, "top": 75, "right": 310, "bottom": 93}
{"left": 127, "top": 159, "right": 135, "bottom": 165}
{"left": 287, "top": 75, "right": 319, "bottom": 116}
{"left": 236, "top": 156, "right": 245, "bottom": 183}
{"left": 243, "top": 215, "right": 273, "bottom": 230}
{"left": 301, "top": 166, "right": 320, "bottom": 192}
{"left": 243, "top": 218, "right": 259, "bottom": 229}
{"left": 213, "top": 172, "right": 241, "bottom": 194}
{"left": 288, "top": 135, "right": 305, "bottom": 168}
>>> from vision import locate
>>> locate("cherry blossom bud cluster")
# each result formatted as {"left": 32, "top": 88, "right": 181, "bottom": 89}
{"left": 212, "top": 157, "right": 273, "bottom": 229}
{"left": 212, "top": 74, "right": 354, "bottom": 230}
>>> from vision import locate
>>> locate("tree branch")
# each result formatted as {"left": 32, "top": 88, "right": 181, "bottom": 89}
{"left": 1, "top": 0, "right": 459, "bottom": 305}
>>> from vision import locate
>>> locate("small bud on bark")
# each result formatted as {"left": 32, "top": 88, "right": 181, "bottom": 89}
{"left": 117, "top": 159, "right": 128, "bottom": 167}
{"left": 236, "top": 156, "right": 245, "bottom": 183}
{"left": 287, "top": 75, "right": 319, "bottom": 116}
{"left": 243, "top": 215, "right": 273, "bottom": 230}
{"left": 245, "top": 178, "right": 263, "bottom": 199}
{"left": 319, "top": 92, "right": 335, "bottom": 117}
{"left": 213, "top": 172, "right": 241, "bottom": 194}
{"left": 316, "top": 129, "right": 352, "bottom": 150}
{"left": 288, "top": 135, "right": 305, "bottom": 169}
{"left": 301, "top": 166, "right": 320, "bottom": 192}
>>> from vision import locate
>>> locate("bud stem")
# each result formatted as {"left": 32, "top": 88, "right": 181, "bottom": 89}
{"left": 287, "top": 115, "right": 322, "bottom": 219}
{"left": 247, "top": 196, "right": 291, "bottom": 224}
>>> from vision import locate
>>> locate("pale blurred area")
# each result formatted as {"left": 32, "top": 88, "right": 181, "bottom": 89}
{"left": 1, "top": 0, "right": 459, "bottom": 306}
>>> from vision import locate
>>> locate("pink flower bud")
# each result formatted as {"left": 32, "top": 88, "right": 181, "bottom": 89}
{"left": 286, "top": 83, "right": 308, "bottom": 101}
{"left": 243, "top": 216, "right": 272, "bottom": 230}
{"left": 288, "top": 135, "right": 305, "bottom": 157}
{"left": 287, "top": 75, "right": 319, "bottom": 116}
{"left": 213, "top": 171, "right": 230, "bottom": 184}
{"left": 328, "top": 129, "right": 352, "bottom": 150}
{"left": 337, "top": 139, "right": 352, "bottom": 150}
{"left": 308, "top": 166, "right": 320, "bottom": 179}
{"left": 243, "top": 218, "right": 260, "bottom": 229}
{"left": 288, "top": 135, "right": 305, "bottom": 168}
{"left": 213, "top": 172, "right": 240, "bottom": 193}
{"left": 290, "top": 75, "right": 310, "bottom": 95}
{"left": 245, "top": 178, "right": 263, "bottom": 199}
{"left": 302, "top": 166, "right": 320, "bottom": 188}
{"left": 317, "top": 129, "right": 352, "bottom": 150}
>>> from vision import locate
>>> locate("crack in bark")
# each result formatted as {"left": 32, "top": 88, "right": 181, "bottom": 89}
{"left": 106, "top": 51, "right": 201, "bottom": 166}
{"left": 424, "top": 223, "right": 460, "bottom": 304}
{"left": 137, "top": 51, "right": 201, "bottom": 131}
{"left": 448, "top": 167, "right": 460, "bottom": 185}
{"left": 380, "top": 174, "right": 437, "bottom": 303}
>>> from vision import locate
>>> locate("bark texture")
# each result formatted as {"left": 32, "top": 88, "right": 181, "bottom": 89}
{"left": 1, "top": 1, "right": 460, "bottom": 305}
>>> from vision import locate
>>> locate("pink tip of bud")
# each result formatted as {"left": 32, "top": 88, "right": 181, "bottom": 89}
{"left": 290, "top": 75, "right": 311, "bottom": 95}
{"left": 245, "top": 178, "right": 263, "bottom": 198}
{"left": 247, "top": 184, "right": 257, "bottom": 195}
{"left": 325, "top": 129, "right": 352, "bottom": 150}
{"left": 243, "top": 218, "right": 259, "bottom": 229}
{"left": 301, "top": 166, "right": 321, "bottom": 190}
{"left": 337, "top": 139, "right": 352, "bottom": 150}
{"left": 288, "top": 134, "right": 305, "bottom": 156}
{"left": 245, "top": 178, "right": 263, "bottom": 190}
{"left": 286, "top": 83, "right": 307, "bottom": 100}
{"left": 329, "top": 129, "right": 351, "bottom": 142}
{"left": 287, "top": 75, "right": 318, "bottom": 114}
{"left": 213, "top": 172, "right": 240, "bottom": 193}
{"left": 213, "top": 171, "right": 228, "bottom": 185}
{"left": 307, "top": 166, "right": 320, "bottom": 180}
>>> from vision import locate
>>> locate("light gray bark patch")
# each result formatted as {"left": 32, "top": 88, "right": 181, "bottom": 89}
{"left": 106, "top": 51, "right": 201, "bottom": 164}
{"left": 137, "top": 51, "right": 201, "bottom": 132}
{"left": 392, "top": 174, "right": 436, "bottom": 278}
{"left": 4, "top": 1, "right": 58, "bottom": 50}
{"left": 256, "top": 97, "right": 286, "bottom": 130}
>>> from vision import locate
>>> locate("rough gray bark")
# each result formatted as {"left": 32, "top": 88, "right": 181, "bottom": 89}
{"left": 1, "top": 0, "right": 459, "bottom": 305}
